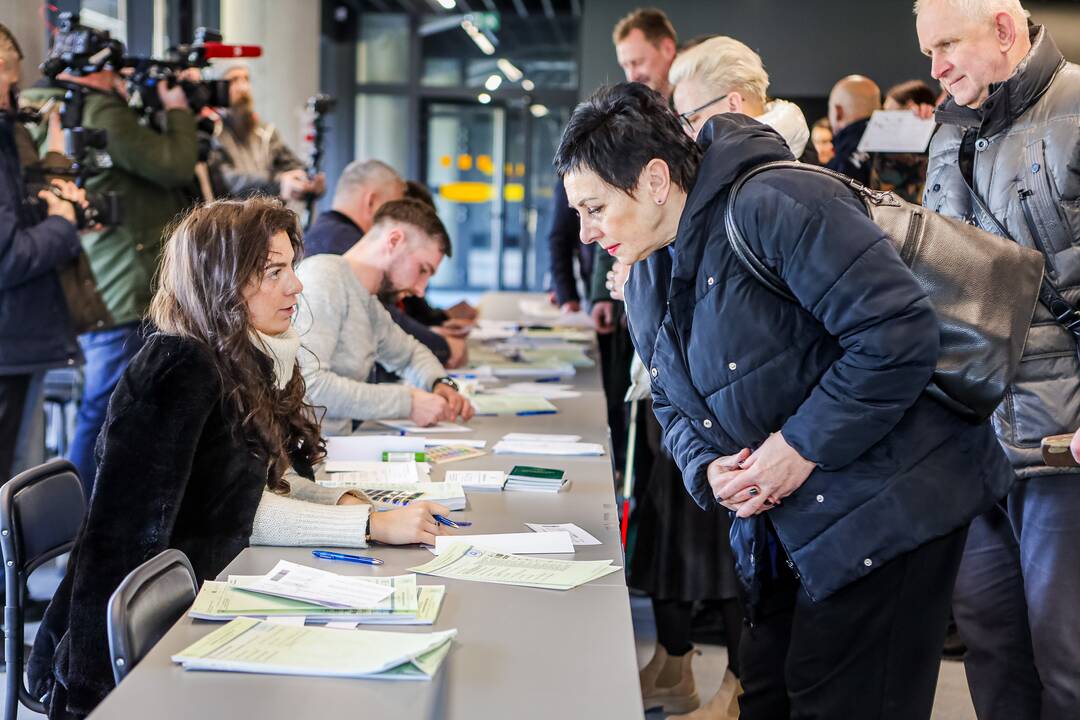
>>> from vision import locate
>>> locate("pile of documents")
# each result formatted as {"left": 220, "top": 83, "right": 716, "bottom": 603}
{"left": 504, "top": 465, "right": 567, "bottom": 493}
{"left": 190, "top": 574, "right": 447, "bottom": 625}
{"left": 445, "top": 470, "right": 506, "bottom": 491}
{"left": 494, "top": 439, "right": 604, "bottom": 456}
{"left": 315, "top": 479, "right": 468, "bottom": 511}
{"left": 409, "top": 542, "right": 620, "bottom": 590}
{"left": 322, "top": 460, "right": 431, "bottom": 484}
{"left": 468, "top": 394, "right": 558, "bottom": 416}
{"left": 489, "top": 382, "right": 581, "bottom": 400}
{"left": 431, "top": 531, "right": 574, "bottom": 555}
{"left": 172, "top": 617, "right": 456, "bottom": 680}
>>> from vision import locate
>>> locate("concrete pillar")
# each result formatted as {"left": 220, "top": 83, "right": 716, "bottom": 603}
{"left": 220, "top": 0, "right": 319, "bottom": 155}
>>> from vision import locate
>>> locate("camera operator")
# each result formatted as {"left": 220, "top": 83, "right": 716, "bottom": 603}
{"left": 209, "top": 62, "right": 325, "bottom": 202}
{"left": 0, "top": 24, "right": 85, "bottom": 486}
{"left": 21, "top": 22, "right": 198, "bottom": 496}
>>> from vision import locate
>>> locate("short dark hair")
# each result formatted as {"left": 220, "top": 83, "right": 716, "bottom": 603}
{"left": 553, "top": 82, "right": 701, "bottom": 197}
{"left": 404, "top": 180, "right": 436, "bottom": 210}
{"left": 613, "top": 8, "right": 677, "bottom": 47}
{"left": 371, "top": 198, "right": 452, "bottom": 258}
{"left": 0, "top": 23, "right": 24, "bottom": 61}
{"left": 885, "top": 79, "right": 938, "bottom": 109}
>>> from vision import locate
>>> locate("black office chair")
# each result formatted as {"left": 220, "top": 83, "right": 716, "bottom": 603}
{"left": 107, "top": 548, "right": 197, "bottom": 684}
{"left": 0, "top": 458, "right": 87, "bottom": 720}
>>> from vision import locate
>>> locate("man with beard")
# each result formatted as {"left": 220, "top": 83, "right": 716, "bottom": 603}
{"left": 210, "top": 63, "right": 324, "bottom": 202}
{"left": 295, "top": 198, "right": 473, "bottom": 432}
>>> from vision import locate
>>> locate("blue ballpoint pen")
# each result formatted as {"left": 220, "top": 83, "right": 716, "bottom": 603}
{"left": 433, "top": 514, "right": 472, "bottom": 529}
{"left": 311, "top": 550, "right": 384, "bottom": 566}
{"left": 516, "top": 410, "right": 557, "bottom": 416}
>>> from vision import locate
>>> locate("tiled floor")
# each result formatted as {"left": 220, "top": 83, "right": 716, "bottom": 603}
{"left": 630, "top": 595, "right": 977, "bottom": 720}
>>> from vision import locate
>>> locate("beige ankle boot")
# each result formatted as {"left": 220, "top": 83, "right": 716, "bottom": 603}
{"left": 639, "top": 643, "right": 669, "bottom": 700}
{"left": 669, "top": 668, "right": 742, "bottom": 719}
{"left": 641, "top": 648, "right": 701, "bottom": 714}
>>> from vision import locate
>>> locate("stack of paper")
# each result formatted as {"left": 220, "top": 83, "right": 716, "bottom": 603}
{"left": 326, "top": 435, "right": 425, "bottom": 462}
{"left": 322, "top": 461, "right": 430, "bottom": 484}
{"left": 502, "top": 433, "right": 580, "bottom": 443}
{"left": 190, "top": 575, "right": 447, "bottom": 625}
{"left": 477, "top": 362, "right": 577, "bottom": 379}
{"left": 469, "top": 319, "right": 519, "bottom": 341}
{"left": 431, "top": 531, "right": 573, "bottom": 555}
{"left": 378, "top": 420, "right": 472, "bottom": 434}
{"left": 237, "top": 560, "right": 393, "bottom": 609}
{"left": 445, "top": 470, "right": 506, "bottom": 491}
{"left": 409, "top": 543, "right": 620, "bottom": 590}
{"left": 504, "top": 465, "right": 567, "bottom": 493}
{"left": 521, "top": 327, "right": 593, "bottom": 343}
{"left": 172, "top": 617, "right": 456, "bottom": 680}
{"left": 315, "top": 479, "right": 468, "bottom": 511}
{"left": 468, "top": 395, "right": 558, "bottom": 416}
{"left": 494, "top": 440, "right": 604, "bottom": 457}
{"left": 489, "top": 383, "right": 582, "bottom": 400}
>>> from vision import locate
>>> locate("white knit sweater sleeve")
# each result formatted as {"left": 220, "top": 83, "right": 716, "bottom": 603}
{"left": 249, "top": 491, "right": 371, "bottom": 547}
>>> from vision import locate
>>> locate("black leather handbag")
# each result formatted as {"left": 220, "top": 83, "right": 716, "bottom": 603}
{"left": 724, "top": 161, "right": 1044, "bottom": 422}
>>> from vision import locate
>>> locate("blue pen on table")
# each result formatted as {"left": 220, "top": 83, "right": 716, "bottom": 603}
{"left": 311, "top": 550, "right": 384, "bottom": 566}
{"left": 516, "top": 410, "right": 557, "bottom": 416}
{"left": 433, "top": 514, "right": 472, "bottom": 529}
{"left": 534, "top": 377, "right": 562, "bottom": 383}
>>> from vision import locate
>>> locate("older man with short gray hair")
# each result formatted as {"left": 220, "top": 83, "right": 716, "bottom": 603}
{"left": 304, "top": 159, "right": 405, "bottom": 257}
{"left": 918, "top": 0, "right": 1080, "bottom": 716}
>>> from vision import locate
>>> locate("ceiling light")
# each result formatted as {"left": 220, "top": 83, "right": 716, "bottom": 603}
{"left": 484, "top": 74, "right": 503, "bottom": 91}
{"left": 521, "top": 79, "right": 535, "bottom": 91}
{"left": 496, "top": 58, "right": 523, "bottom": 82}
{"left": 461, "top": 18, "right": 496, "bottom": 55}
{"left": 478, "top": 93, "right": 492, "bottom": 104}
{"left": 529, "top": 103, "right": 549, "bottom": 118}
{"left": 436, "top": 0, "right": 456, "bottom": 8}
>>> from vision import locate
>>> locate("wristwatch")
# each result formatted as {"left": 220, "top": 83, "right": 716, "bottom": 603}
{"left": 432, "top": 376, "right": 459, "bottom": 392}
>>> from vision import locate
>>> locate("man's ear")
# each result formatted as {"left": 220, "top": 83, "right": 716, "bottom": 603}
{"left": 385, "top": 226, "right": 405, "bottom": 252}
{"left": 993, "top": 11, "right": 1020, "bottom": 52}
{"left": 726, "top": 92, "right": 744, "bottom": 114}
{"left": 832, "top": 104, "right": 845, "bottom": 127}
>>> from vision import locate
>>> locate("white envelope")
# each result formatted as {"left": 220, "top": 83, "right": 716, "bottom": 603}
{"left": 432, "top": 531, "right": 575, "bottom": 556}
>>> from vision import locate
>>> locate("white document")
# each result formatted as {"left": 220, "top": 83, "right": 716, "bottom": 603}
{"left": 857, "top": 109, "right": 936, "bottom": 153}
{"left": 445, "top": 470, "right": 506, "bottom": 491}
{"left": 423, "top": 438, "right": 487, "bottom": 449}
{"left": 265, "top": 616, "right": 306, "bottom": 627}
{"left": 490, "top": 383, "right": 582, "bottom": 400}
{"left": 502, "top": 433, "right": 581, "bottom": 443}
{"left": 379, "top": 420, "right": 473, "bottom": 434}
{"left": 432, "top": 531, "right": 575, "bottom": 556}
{"left": 242, "top": 561, "right": 394, "bottom": 610}
{"left": 526, "top": 523, "right": 602, "bottom": 546}
{"left": 325, "top": 435, "right": 425, "bottom": 462}
{"left": 324, "top": 620, "right": 361, "bottom": 630}
{"left": 493, "top": 441, "right": 605, "bottom": 456}
{"left": 323, "top": 461, "right": 428, "bottom": 484}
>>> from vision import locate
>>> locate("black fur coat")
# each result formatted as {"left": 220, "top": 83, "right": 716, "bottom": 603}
{"left": 28, "top": 334, "right": 273, "bottom": 718}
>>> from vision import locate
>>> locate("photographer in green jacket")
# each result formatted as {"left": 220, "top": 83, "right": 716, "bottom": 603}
{"left": 22, "top": 30, "right": 197, "bottom": 496}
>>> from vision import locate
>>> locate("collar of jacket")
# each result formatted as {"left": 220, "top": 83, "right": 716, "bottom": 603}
{"left": 935, "top": 25, "right": 1065, "bottom": 136}
{"left": 666, "top": 113, "right": 795, "bottom": 299}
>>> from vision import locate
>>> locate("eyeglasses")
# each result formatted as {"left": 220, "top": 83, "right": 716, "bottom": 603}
{"left": 677, "top": 93, "right": 731, "bottom": 133}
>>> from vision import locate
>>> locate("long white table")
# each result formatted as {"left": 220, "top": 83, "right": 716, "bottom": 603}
{"left": 88, "top": 293, "right": 644, "bottom": 719}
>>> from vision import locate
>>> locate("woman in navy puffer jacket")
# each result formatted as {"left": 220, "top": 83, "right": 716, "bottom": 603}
{"left": 555, "top": 82, "right": 1012, "bottom": 720}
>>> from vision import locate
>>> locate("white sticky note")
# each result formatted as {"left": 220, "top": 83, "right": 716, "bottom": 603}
{"left": 432, "top": 531, "right": 574, "bottom": 556}
{"left": 526, "top": 523, "right": 602, "bottom": 546}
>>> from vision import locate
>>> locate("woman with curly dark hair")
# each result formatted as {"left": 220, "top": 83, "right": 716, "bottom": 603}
{"left": 28, "top": 197, "right": 448, "bottom": 719}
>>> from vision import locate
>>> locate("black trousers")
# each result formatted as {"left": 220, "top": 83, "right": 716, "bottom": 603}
{"left": 738, "top": 525, "right": 967, "bottom": 720}
{"left": 0, "top": 373, "right": 31, "bottom": 483}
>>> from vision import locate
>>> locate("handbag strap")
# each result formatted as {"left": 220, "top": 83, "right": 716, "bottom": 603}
{"left": 723, "top": 161, "right": 881, "bottom": 303}
{"left": 963, "top": 176, "right": 1080, "bottom": 340}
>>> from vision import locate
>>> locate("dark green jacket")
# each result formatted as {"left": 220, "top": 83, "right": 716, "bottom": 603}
{"left": 22, "top": 86, "right": 198, "bottom": 325}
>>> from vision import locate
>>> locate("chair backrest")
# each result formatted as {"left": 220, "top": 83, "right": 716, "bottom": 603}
{"left": 0, "top": 458, "right": 87, "bottom": 719}
{"left": 107, "top": 548, "right": 198, "bottom": 684}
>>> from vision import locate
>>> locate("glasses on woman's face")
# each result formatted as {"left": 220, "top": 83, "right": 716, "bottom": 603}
{"left": 677, "top": 93, "right": 731, "bottom": 134}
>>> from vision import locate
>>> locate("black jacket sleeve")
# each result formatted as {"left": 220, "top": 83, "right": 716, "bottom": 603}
{"left": 386, "top": 303, "right": 450, "bottom": 364}
{"left": 548, "top": 180, "right": 583, "bottom": 305}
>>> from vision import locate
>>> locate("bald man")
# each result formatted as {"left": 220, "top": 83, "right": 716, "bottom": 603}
{"left": 825, "top": 74, "right": 881, "bottom": 185}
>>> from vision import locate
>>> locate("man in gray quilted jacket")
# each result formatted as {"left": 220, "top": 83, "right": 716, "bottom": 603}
{"left": 917, "top": 1, "right": 1080, "bottom": 717}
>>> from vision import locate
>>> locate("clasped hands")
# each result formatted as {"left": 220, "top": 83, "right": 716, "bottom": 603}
{"left": 707, "top": 432, "right": 816, "bottom": 518}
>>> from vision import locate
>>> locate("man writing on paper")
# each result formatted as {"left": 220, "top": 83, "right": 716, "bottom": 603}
{"left": 296, "top": 199, "right": 474, "bottom": 433}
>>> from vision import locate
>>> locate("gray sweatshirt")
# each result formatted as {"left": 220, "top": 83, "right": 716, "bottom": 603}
{"left": 295, "top": 254, "right": 445, "bottom": 435}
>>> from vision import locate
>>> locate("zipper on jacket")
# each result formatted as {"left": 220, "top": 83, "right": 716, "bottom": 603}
{"left": 1019, "top": 187, "right": 1058, "bottom": 276}
{"left": 899, "top": 211, "right": 924, "bottom": 266}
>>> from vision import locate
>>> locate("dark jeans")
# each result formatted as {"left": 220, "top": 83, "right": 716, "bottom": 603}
{"left": 0, "top": 373, "right": 31, "bottom": 482}
{"left": 68, "top": 323, "right": 144, "bottom": 497}
{"left": 953, "top": 475, "right": 1080, "bottom": 720}
{"left": 738, "top": 526, "right": 967, "bottom": 720}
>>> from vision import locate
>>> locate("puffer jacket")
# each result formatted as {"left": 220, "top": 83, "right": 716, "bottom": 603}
{"left": 924, "top": 25, "right": 1080, "bottom": 477}
{"left": 624, "top": 113, "right": 1013, "bottom": 602}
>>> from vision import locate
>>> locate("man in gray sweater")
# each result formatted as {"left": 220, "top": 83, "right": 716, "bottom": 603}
{"left": 296, "top": 199, "right": 473, "bottom": 434}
